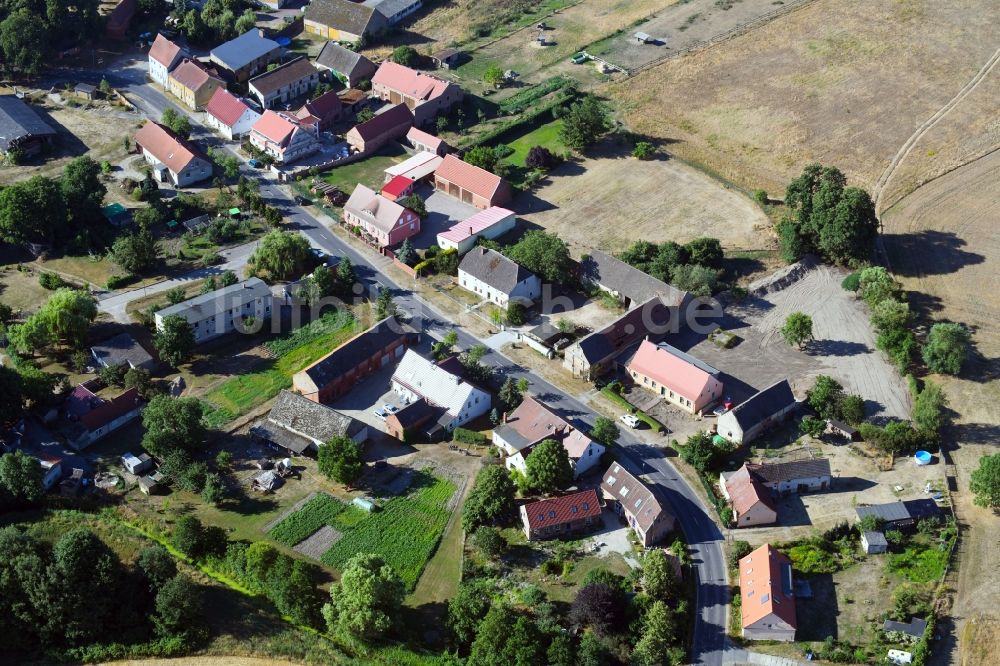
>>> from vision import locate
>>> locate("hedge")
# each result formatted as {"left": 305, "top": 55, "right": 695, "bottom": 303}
{"left": 453, "top": 427, "right": 488, "bottom": 445}
{"left": 600, "top": 386, "right": 663, "bottom": 432}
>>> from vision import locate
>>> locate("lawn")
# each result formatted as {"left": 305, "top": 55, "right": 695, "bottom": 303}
{"left": 0, "top": 266, "right": 56, "bottom": 312}
{"left": 321, "top": 471, "right": 457, "bottom": 590}
{"left": 202, "top": 311, "right": 358, "bottom": 428}
{"left": 321, "top": 144, "right": 408, "bottom": 194}
{"left": 502, "top": 118, "right": 567, "bottom": 166}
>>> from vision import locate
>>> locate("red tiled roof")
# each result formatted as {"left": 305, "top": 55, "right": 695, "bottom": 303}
{"left": 170, "top": 59, "right": 219, "bottom": 91}
{"left": 134, "top": 121, "right": 205, "bottom": 175}
{"left": 79, "top": 388, "right": 141, "bottom": 431}
{"left": 406, "top": 126, "right": 443, "bottom": 150}
{"left": 381, "top": 175, "right": 413, "bottom": 198}
{"left": 725, "top": 465, "right": 777, "bottom": 517}
{"left": 251, "top": 110, "right": 297, "bottom": 144}
{"left": 523, "top": 489, "right": 602, "bottom": 530}
{"left": 299, "top": 90, "right": 342, "bottom": 121}
{"left": 149, "top": 33, "right": 184, "bottom": 68}
{"left": 739, "top": 544, "right": 797, "bottom": 629}
{"left": 206, "top": 88, "right": 251, "bottom": 127}
{"left": 435, "top": 154, "right": 504, "bottom": 200}
{"left": 372, "top": 61, "right": 456, "bottom": 102}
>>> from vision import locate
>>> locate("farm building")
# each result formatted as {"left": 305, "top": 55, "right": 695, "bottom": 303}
{"left": 855, "top": 499, "right": 942, "bottom": 532}
{"left": 369, "top": 0, "right": 423, "bottom": 25}
{"left": 209, "top": 29, "right": 284, "bottom": 82}
{"left": 406, "top": 126, "right": 448, "bottom": 155}
{"left": 742, "top": 458, "right": 833, "bottom": 495}
{"left": 381, "top": 175, "right": 415, "bottom": 201}
{"left": 437, "top": 206, "right": 516, "bottom": 254}
{"left": 493, "top": 396, "right": 605, "bottom": 479}
{"left": 105, "top": 0, "right": 136, "bottom": 39}
{"left": 430, "top": 48, "right": 461, "bottom": 69}
{"left": 345, "top": 103, "right": 413, "bottom": 154}
{"left": 739, "top": 544, "right": 797, "bottom": 641}
{"left": 391, "top": 350, "right": 491, "bottom": 434}
{"left": 134, "top": 121, "right": 212, "bottom": 187}
{"left": 721, "top": 464, "right": 778, "bottom": 528}
{"left": 343, "top": 183, "right": 421, "bottom": 247}
{"left": 861, "top": 531, "right": 888, "bottom": 554}
{"left": 717, "top": 380, "right": 798, "bottom": 444}
{"left": 625, "top": 339, "right": 723, "bottom": 415}
{"left": 520, "top": 489, "right": 602, "bottom": 541}
{"left": 883, "top": 617, "right": 927, "bottom": 643}
{"left": 90, "top": 333, "right": 155, "bottom": 371}
{"left": 385, "top": 398, "right": 438, "bottom": 441}
{"left": 433, "top": 154, "right": 511, "bottom": 209}
{"left": 253, "top": 390, "right": 368, "bottom": 455}
{"left": 371, "top": 61, "right": 464, "bottom": 127}
{"left": 292, "top": 316, "right": 416, "bottom": 404}
{"left": 37, "top": 454, "right": 63, "bottom": 490}
{"left": 314, "top": 41, "right": 377, "bottom": 87}
{"left": 0, "top": 95, "right": 57, "bottom": 157}
{"left": 383, "top": 150, "right": 442, "bottom": 183}
{"left": 304, "top": 0, "right": 387, "bottom": 44}
{"left": 601, "top": 463, "right": 675, "bottom": 546}
{"left": 204, "top": 88, "right": 261, "bottom": 140}
{"left": 154, "top": 278, "right": 273, "bottom": 345}
{"left": 457, "top": 247, "right": 540, "bottom": 307}
{"left": 296, "top": 91, "right": 343, "bottom": 131}
{"left": 66, "top": 386, "right": 144, "bottom": 451}
{"left": 248, "top": 56, "right": 321, "bottom": 110}
{"left": 581, "top": 250, "right": 687, "bottom": 309}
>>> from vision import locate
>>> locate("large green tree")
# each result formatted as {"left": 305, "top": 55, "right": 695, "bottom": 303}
{"left": 462, "top": 464, "right": 516, "bottom": 531}
{"left": 141, "top": 395, "right": 206, "bottom": 458}
{"left": 590, "top": 416, "right": 619, "bottom": 446}
{"left": 642, "top": 548, "right": 678, "bottom": 602}
{"left": 0, "top": 176, "right": 64, "bottom": 245}
{"left": 679, "top": 431, "right": 718, "bottom": 473}
{"left": 317, "top": 436, "right": 363, "bottom": 486}
{"left": 807, "top": 375, "right": 845, "bottom": 420}
{"left": 0, "top": 9, "right": 47, "bottom": 75}
{"left": 970, "top": 453, "right": 1000, "bottom": 509}
{"left": 154, "top": 314, "right": 196, "bottom": 367}
{"left": 248, "top": 231, "right": 312, "bottom": 281}
{"left": 0, "top": 450, "right": 43, "bottom": 505}
{"left": 323, "top": 552, "right": 404, "bottom": 641}
{"left": 912, "top": 381, "right": 948, "bottom": 435}
{"left": 152, "top": 574, "right": 204, "bottom": 640}
{"left": 781, "top": 311, "right": 813, "bottom": 349}
{"left": 137, "top": 545, "right": 178, "bottom": 593}
{"left": 524, "top": 439, "right": 573, "bottom": 493}
{"left": 632, "top": 600, "right": 681, "bottom": 666}
{"left": 61, "top": 156, "right": 106, "bottom": 226}
{"left": 559, "top": 94, "right": 612, "bottom": 151}
{"left": 0, "top": 365, "right": 25, "bottom": 425}
{"left": 922, "top": 322, "right": 970, "bottom": 375}
{"left": 448, "top": 578, "right": 495, "bottom": 650}
{"left": 506, "top": 230, "right": 571, "bottom": 283}
{"left": 110, "top": 223, "right": 159, "bottom": 275}
{"left": 9, "top": 288, "right": 97, "bottom": 353}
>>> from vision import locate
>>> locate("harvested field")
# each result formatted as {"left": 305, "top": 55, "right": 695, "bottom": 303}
{"left": 517, "top": 136, "right": 770, "bottom": 255}
{"left": 293, "top": 525, "right": 343, "bottom": 560}
{"left": 608, "top": 0, "right": 1000, "bottom": 194}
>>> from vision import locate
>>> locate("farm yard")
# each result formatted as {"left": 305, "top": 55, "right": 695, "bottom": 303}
{"left": 516, "top": 133, "right": 771, "bottom": 255}
{"left": 608, "top": 0, "right": 1000, "bottom": 194}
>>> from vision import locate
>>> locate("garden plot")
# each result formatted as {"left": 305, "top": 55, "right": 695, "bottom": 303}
{"left": 293, "top": 525, "right": 343, "bottom": 560}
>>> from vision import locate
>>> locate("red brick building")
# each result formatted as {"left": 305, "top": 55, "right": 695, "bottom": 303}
{"left": 520, "top": 489, "right": 602, "bottom": 541}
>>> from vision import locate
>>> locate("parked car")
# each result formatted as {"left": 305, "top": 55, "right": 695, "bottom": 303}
{"left": 712, "top": 405, "right": 729, "bottom": 417}
{"left": 310, "top": 248, "right": 327, "bottom": 261}
{"left": 248, "top": 159, "right": 262, "bottom": 168}
{"left": 373, "top": 408, "right": 388, "bottom": 421}
{"left": 619, "top": 414, "right": 640, "bottom": 429}
{"left": 294, "top": 195, "right": 311, "bottom": 206}
{"left": 383, "top": 404, "right": 398, "bottom": 415}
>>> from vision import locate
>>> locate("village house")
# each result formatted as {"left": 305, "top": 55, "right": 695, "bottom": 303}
{"left": 433, "top": 154, "right": 512, "bottom": 209}
{"left": 133, "top": 122, "right": 212, "bottom": 187}
{"left": 204, "top": 88, "right": 261, "bottom": 140}
{"left": 343, "top": 184, "right": 421, "bottom": 247}
{"left": 492, "top": 396, "right": 605, "bottom": 479}
{"left": 209, "top": 29, "right": 284, "bottom": 82}
{"left": 739, "top": 544, "right": 797, "bottom": 641}
{"left": 345, "top": 103, "right": 413, "bottom": 154}
{"left": 391, "top": 350, "right": 491, "bottom": 433}
{"left": 742, "top": 458, "right": 833, "bottom": 495}
{"left": 293, "top": 316, "right": 416, "bottom": 403}
{"left": 248, "top": 57, "right": 321, "bottom": 110}
{"left": 154, "top": 278, "right": 273, "bottom": 345}
{"left": 563, "top": 292, "right": 694, "bottom": 381}
{"left": 147, "top": 34, "right": 188, "bottom": 88}
{"left": 314, "top": 41, "right": 377, "bottom": 88}
{"left": 371, "top": 61, "right": 464, "bottom": 127}
{"left": 0, "top": 96, "right": 57, "bottom": 158}
{"left": 90, "top": 332, "right": 155, "bottom": 371}
{"left": 383, "top": 150, "right": 442, "bottom": 183}
{"left": 65, "top": 384, "right": 144, "bottom": 451}
{"left": 720, "top": 463, "right": 778, "bottom": 527}
{"left": 168, "top": 59, "right": 224, "bottom": 110}
{"left": 385, "top": 398, "right": 438, "bottom": 441}
{"left": 520, "top": 489, "right": 602, "bottom": 541}
{"left": 304, "top": 0, "right": 388, "bottom": 44}
{"left": 437, "top": 206, "right": 516, "bottom": 254}
{"left": 601, "top": 463, "right": 676, "bottom": 546}
{"left": 626, "top": 339, "right": 723, "bottom": 415}
{"left": 252, "top": 390, "right": 368, "bottom": 456}
{"left": 717, "top": 380, "right": 798, "bottom": 444}
{"left": 406, "top": 126, "right": 448, "bottom": 155}
{"left": 296, "top": 91, "right": 343, "bottom": 132}
{"left": 458, "top": 247, "right": 540, "bottom": 307}
{"left": 248, "top": 110, "right": 320, "bottom": 164}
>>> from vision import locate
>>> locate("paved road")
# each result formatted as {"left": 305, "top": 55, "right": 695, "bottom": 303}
{"left": 54, "top": 55, "right": 733, "bottom": 665}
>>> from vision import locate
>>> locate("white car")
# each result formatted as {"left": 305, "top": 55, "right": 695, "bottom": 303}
{"left": 383, "top": 404, "right": 399, "bottom": 415}
{"left": 373, "top": 408, "right": 388, "bottom": 421}
{"left": 619, "top": 414, "right": 640, "bottom": 429}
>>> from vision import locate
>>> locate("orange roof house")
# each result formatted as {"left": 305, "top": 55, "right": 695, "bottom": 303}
{"left": 168, "top": 59, "right": 224, "bottom": 110}
{"left": 626, "top": 340, "right": 724, "bottom": 414}
{"left": 739, "top": 544, "right": 797, "bottom": 641}
{"left": 433, "top": 154, "right": 511, "bottom": 209}
{"left": 520, "top": 489, "right": 602, "bottom": 541}
{"left": 133, "top": 122, "right": 212, "bottom": 187}
{"left": 721, "top": 464, "right": 778, "bottom": 528}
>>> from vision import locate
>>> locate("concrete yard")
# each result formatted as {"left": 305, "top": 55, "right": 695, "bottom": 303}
{"left": 409, "top": 186, "right": 479, "bottom": 249}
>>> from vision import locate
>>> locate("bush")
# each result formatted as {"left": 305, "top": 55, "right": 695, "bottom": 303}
{"left": 752, "top": 189, "right": 768, "bottom": 205}
{"left": 38, "top": 272, "right": 64, "bottom": 290}
{"left": 841, "top": 272, "right": 861, "bottom": 292}
{"left": 454, "top": 427, "right": 487, "bottom": 446}
{"left": 632, "top": 141, "right": 655, "bottom": 159}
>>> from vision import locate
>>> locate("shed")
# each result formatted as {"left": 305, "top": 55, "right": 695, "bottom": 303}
{"left": 353, "top": 496, "right": 377, "bottom": 512}
{"left": 138, "top": 474, "right": 160, "bottom": 495}
{"left": 634, "top": 31, "right": 653, "bottom": 44}
{"left": 430, "top": 48, "right": 461, "bottom": 70}
{"left": 883, "top": 617, "right": 928, "bottom": 642}
{"left": 121, "top": 452, "right": 153, "bottom": 475}
{"left": 183, "top": 214, "right": 212, "bottom": 234}
{"left": 827, "top": 418, "right": 859, "bottom": 441}
{"left": 888, "top": 650, "right": 913, "bottom": 665}
{"left": 75, "top": 83, "right": 98, "bottom": 99}
{"left": 861, "top": 530, "right": 887, "bottom": 555}
{"left": 252, "top": 470, "right": 282, "bottom": 493}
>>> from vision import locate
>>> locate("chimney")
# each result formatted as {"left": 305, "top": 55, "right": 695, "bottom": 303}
{"left": 258, "top": 28, "right": 267, "bottom": 38}
{"left": 502, "top": 411, "right": 507, "bottom": 423}
{"left": 468, "top": 226, "right": 473, "bottom": 235}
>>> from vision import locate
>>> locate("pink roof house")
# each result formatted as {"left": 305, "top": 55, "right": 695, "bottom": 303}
{"left": 625, "top": 339, "right": 724, "bottom": 414}
{"left": 371, "top": 61, "right": 464, "bottom": 126}
{"left": 343, "top": 184, "right": 420, "bottom": 247}
{"left": 436, "top": 206, "right": 516, "bottom": 254}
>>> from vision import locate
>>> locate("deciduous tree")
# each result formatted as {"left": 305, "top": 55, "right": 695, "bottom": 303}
{"left": 970, "top": 453, "right": 1000, "bottom": 508}
{"left": 0, "top": 450, "right": 43, "bottom": 505}
{"left": 524, "top": 439, "right": 573, "bottom": 493}
{"left": 152, "top": 574, "right": 204, "bottom": 640}
{"left": 141, "top": 395, "right": 206, "bottom": 457}
{"left": 570, "top": 583, "right": 625, "bottom": 636}
{"left": 506, "top": 230, "right": 571, "bottom": 283}
{"left": 591, "top": 416, "right": 619, "bottom": 446}
{"left": 154, "top": 314, "right": 196, "bottom": 367}
{"left": 922, "top": 322, "right": 970, "bottom": 375}
{"left": 247, "top": 230, "right": 312, "bottom": 281}
{"left": 317, "top": 436, "right": 363, "bottom": 486}
{"left": 781, "top": 311, "right": 813, "bottom": 349}
{"left": 462, "top": 464, "right": 516, "bottom": 531}
{"left": 323, "top": 552, "right": 404, "bottom": 641}
{"left": 559, "top": 94, "right": 612, "bottom": 151}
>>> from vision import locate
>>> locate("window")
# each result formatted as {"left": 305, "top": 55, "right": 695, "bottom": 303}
{"left": 760, "top": 594, "right": 769, "bottom": 604}
{"left": 582, "top": 502, "right": 589, "bottom": 511}
{"left": 548, "top": 511, "right": 555, "bottom": 519}
{"left": 747, "top": 589, "right": 755, "bottom": 597}
{"left": 607, "top": 476, "right": 616, "bottom": 486}
{"left": 621, "top": 487, "right": 629, "bottom": 497}
{"left": 571, "top": 506, "right": 578, "bottom": 513}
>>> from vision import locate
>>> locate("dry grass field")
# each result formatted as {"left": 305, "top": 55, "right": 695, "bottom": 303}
{"left": 517, "top": 136, "right": 771, "bottom": 256}
{"left": 607, "top": 0, "right": 1000, "bottom": 194}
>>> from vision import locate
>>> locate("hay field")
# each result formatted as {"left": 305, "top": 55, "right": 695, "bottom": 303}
{"left": 517, "top": 137, "right": 771, "bottom": 256}
{"left": 607, "top": 0, "right": 1000, "bottom": 194}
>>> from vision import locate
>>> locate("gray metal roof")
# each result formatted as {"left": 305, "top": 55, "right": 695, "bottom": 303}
{"left": 366, "top": 0, "right": 421, "bottom": 20}
{"left": 156, "top": 277, "right": 271, "bottom": 324}
{"left": 582, "top": 250, "right": 688, "bottom": 307}
{"left": 862, "top": 530, "right": 887, "bottom": 546}
{"left": 315, "top": 42, "right": 377, "bottom": 79}
{"left": 90, "top": 333, "right": 153, "bottom": 369}
{"left": 0, "top": 96, "right": 56, "bottom": 152}
{"left": 726, "top": 380, "right": 797, "bottom": 431}
{"left": 210, "top": 30, "right": 282, "bottom": 71}
{"left": 748, "top": 458, "right": 831, "bottom": 484}
{"left": 856, "top": 501, "right": 910, "bottom": 523}
{"left": 458, "top": 247, "right": 534, "bottom": 294}
{"left": 883, "top": 617, "right": 927, "bottom": 638}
